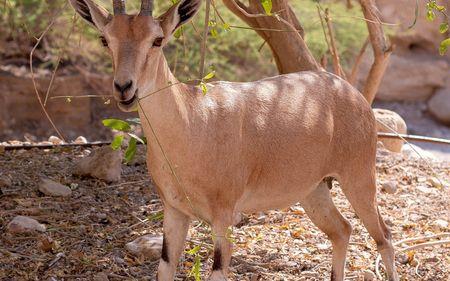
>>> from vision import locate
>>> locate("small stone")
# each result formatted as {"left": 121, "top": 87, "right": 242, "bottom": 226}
{"left": 74, "top": 136, "right": 88, "bottom": 144}
{"left": 434, "top": 219, "right": 449, "bottom": 229}
{"left": 7, "top": 216, "right": 46, "bottom": 234}
{"left": 381, "top": 181, "right": 398, "bottom": 194}
{"left": 38, "top": 178, "right": 72, "bottom": 197}
{"left": 93, "top": 272, "right": 109, "bottom": 281}
{"left": 362, "top": 270, "right": 376, "bottom": 281}
{"left": 48, "top": 136, "right": 63, "bottom": 145}
{"left": 428, "top": 177, "right": 444, "bottom": 189}
{"left": 125, "top": 235, "right": 163, "bottom": 261}
{"left": 402, "top": 144, "right": 435, "bottom": 161}
{"left": 74, "top": 146, "right": 123, "bottom": 182}
{"left": 0, "top": 176, "right": 12, "bottom": 188}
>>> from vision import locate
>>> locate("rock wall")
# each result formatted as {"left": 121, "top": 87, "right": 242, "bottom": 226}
{"left": 0, "top": 70, "right": 134, "bottom": 140}
{"left": 360, "top": 0, "right": 450, "bottom": 124}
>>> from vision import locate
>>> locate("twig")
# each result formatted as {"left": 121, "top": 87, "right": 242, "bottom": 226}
{"left": 399, "top": 240, "right": 450, "bottom": 252}
{"left": 377, "top": 133, "right": 450, "bottom": 146}
{"left": 199, "top": 0, "right": 212, "bottom": 78}
{"left": 323, "top": 8, "right": 346, "bottom": 79}
{"left": 29, "top": 2, "right": 68, "bottom": 141}
{"left": 394, "top": 233, "right": 450, "bottom": 246}
{"left": 43, "top": 13, "right": 78, "bottom": 106}
{"left": 349, "top": 37, "right": 369, "bottom": 85}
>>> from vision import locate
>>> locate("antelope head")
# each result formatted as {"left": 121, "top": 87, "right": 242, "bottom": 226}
{"left": 69, "top": 0, "right": 201, "bottom": 112}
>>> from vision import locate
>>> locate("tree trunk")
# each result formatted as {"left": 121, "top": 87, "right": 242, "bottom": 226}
{"left": 222, "top": 0, "right": 320, "bottom": 73}
{"left": 222, "top": 0, "right": 391, "bottom": 105}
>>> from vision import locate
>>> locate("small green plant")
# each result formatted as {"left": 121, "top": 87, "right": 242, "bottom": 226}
{"left": 426, "top": 0, "right": 450, "bottom": 55}
{"left": 186, "top": 245, "right": 202, "bottom": 281}
{"left": 102, "top": 118, "right": 146, "bottom": 163}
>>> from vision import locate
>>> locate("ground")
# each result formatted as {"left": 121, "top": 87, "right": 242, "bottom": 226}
{"left": 0, "top": 145, "right": 449, "bottom": 281}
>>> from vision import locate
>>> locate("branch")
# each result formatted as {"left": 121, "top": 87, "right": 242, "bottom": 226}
{"left": 359, "top": 0, "right": 393, "bottom": 104}
{"left": 349, "top": 36, "right": 369, "bottom": 85}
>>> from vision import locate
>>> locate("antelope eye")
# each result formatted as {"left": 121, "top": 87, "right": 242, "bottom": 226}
{"left": 99, "top": 36, "right": 108, "bottom": 47}
{"left": 152, "top": 37, "right": 164, "bottom": 47}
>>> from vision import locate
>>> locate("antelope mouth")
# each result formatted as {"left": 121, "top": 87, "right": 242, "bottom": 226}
{"left": 117, "top": 93, "right": 138, "bottom": 112}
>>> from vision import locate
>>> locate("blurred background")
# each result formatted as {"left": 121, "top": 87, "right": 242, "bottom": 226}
{"left": 0, "top": 0, "right": 449, "bottom": 158}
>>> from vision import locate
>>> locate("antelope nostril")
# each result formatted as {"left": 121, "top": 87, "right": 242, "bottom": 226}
{"left": 114, "top": 80, "right": 133, "bottom": 94}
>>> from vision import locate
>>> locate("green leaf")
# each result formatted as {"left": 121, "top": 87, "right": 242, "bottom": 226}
{"left": 222, "top": 22, "right": 231, "bottom": 31}
{"left": 188, "top": 256, "right": 201, "bottom": 281}
{"left": 260, "top": 0, "right": 272, "bottom": 15}
{"left": 127, "top": 133, "right": 146, "bottom": 144}
{"left": 210, "top": 27, "right": 218, "bottom": 38}
{"left": 199, "top": 82, "right": 208, "bottom": 95}
{"left": 439, "top": 22, "right": 449, "bottom": 33}
{"left": 174, "top": 26, "right": 184, "bottom": 39}
{"left": 439, "top": 38, "right": 450, "bottom": 55}
{"left": 111, "top": 135, "right": 124, "bottom": 150}
{"left": 426, "top": 10, "right": 436, "bottom": 21}
{"left": 202, "top": 70, "right": 215, "bottom": 81}
{"left": 148, "top": 211, "right": 164, "bottom": 221}
{"left": 186, "top": 245, "right": 201, "bottom": 255}
{"left": 124, "top": 138, "right": 137, "bottom": 163}
{"left": 102, "top": 119, "right": 131, "bottom": 132}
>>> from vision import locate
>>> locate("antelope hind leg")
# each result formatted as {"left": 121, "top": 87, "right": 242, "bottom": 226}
{"left": 300, "top": 181, "right": 352, "bottom": 281}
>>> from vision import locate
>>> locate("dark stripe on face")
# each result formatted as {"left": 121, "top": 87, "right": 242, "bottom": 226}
{"left": 161, "top": 235, "right": 169, "bottom": 263}
{"left": 212, "top": 248, "right": 222, "bottom": 271}
{"left": 331, "top": 270, "right": 336, "bottom": 281}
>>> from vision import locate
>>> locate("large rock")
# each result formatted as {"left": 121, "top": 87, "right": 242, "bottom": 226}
{"left": 357, "top": 0, "right": 450, "bottom": 105}
{"left": 373, "top": 55, "right": 448, "bottom": 101}
{"left": 428, "top": 87, "right": 450, "bottom": 124}
{"left": 7, "top": 216, "right": 46, "bottom": 234}
{"left": 38, "top": 178, "right": 72, "bottom": 197}
{"left": 125, "top": 235, "right": 163, "bottom": 261}
{"left": 74, "top": 146, "right": 123, "bottom": 182}
{"left": 374, "top": 109, "right": 407, "bottom": 153}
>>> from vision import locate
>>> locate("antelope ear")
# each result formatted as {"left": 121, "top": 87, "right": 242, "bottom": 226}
{"left": 159, "top": 0, "right": 202, "bottom": 36}
{"left": 69, "top": 0, "right": 111, "bottom": 30}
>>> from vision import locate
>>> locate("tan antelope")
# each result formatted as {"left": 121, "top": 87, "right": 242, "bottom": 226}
{"left": 69, "top": 0, "right": 399, "bottom": 280}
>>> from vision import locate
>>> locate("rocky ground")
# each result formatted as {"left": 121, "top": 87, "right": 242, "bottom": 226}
{"left": 0, "top": 144, "right": 449, "bottom": 281}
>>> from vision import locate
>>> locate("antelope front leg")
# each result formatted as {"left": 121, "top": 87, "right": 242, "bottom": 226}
{"left": 209, "top": 223, "right": 233, "bottom": 281}
{"left": 157, "top": 206, "right": 190, "bottom": 281}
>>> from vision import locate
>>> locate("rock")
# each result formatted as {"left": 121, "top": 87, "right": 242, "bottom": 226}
{"left": 355, "top": 1, "right": 450, "bottom": 103}
{"left": 74, "top": 146, "right": 123, "bottom": 182}
{"left": 401, "top": 144, "right": 435, "bottom": 161}
{"left": 38, "top": 178, "right": 72, "bottom": 197}
{"left": 428, "top": 177, "right": 444, "bottom": 189}
{"left": 7, "top": 216, "right": 46, "bottom": 234}
{"left": 373, "top": 55, "right": 448, "bottom": 102}
{"left": 74, "top": 136, "right": 88, "bottom": 144}
{"left": 428, "top": 87, "right": 450, "bottom": 124}
{"left": 0, "top": 176, "right": 12, "bottom": 187}
{"left": 434, "top": 219, "right": 449, "bottom": 229}
{"left": 48, "top": 136, "right": 63, "bottom": 145}
{"left": 373, "top": 109, "right": 407, "bottom": 152}
{"left": 93, "top": 272, "right": 109, "bottom": 281}
{"left": 362, "top": 269, "right": 376, "bottom": 281}
{"left": 381, "top": 181, "right": 397, "bottom": 194}
{"left": 125, "top": 235, "right": 163, "bottom": 261}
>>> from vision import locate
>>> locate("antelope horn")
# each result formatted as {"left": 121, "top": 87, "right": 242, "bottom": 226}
{"left": 113, "top": 0, "right": 126, "bottom": 14}
{"left": 140, "top": 0, "right": 153, "bottom": 15}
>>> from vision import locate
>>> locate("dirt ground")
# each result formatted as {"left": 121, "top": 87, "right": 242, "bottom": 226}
{"left": 0, "top": 145, "right": 449, "bottom": 281}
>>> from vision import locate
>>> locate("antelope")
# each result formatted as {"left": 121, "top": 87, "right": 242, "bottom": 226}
{"left": 69, "top": 0, "right": 399, "bottom": 280}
